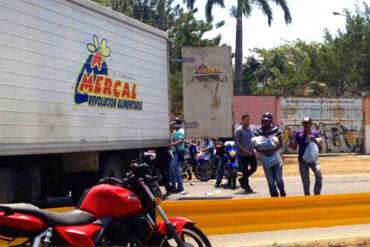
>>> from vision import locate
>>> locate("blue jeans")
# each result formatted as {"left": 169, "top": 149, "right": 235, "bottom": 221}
{"left": 263, "top": 162, "right": 286, "bottom": 197}
{"left": 299, "top": 160, "right": 322, "bottom": 196}
{"left": 170, "top": 151, "right": 184, "bottom": 191}
{"left": 238, "top": 155, "right": 257, "bottom": 189}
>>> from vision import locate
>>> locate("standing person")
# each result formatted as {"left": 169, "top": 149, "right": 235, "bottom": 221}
{"left": 154, "top": 147, "right": 172, "bottom": 195}
{"left": 215, "top": 139, "right": 226, "bottom": 188}
{"left": 199, "top": 138, "right": 215, "bottom": 160}
{"left": 188, "top": 139, "right": 198, "bottom": 161}
{"left": 290, "top": 117, "right": 323, "bottom": 196}
{"left": 170, "top": 117, "right": 186, "bottom": 194}
{"left": 254, "top": 113, "right": 286, "bottom": 197}
{"left": 235, "top": 114, "right": 257, "bottom": 193}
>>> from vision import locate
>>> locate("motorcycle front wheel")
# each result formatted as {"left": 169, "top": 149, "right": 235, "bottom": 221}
{"left": 158, "top": 224, "right": 212, "bottom": 247}
{"left": 193, "top": 160, "right": 214, "bottom": 182}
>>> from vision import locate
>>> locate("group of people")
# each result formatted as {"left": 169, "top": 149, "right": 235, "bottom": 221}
{"left": 225, "top": 113, "right": 323, "bottom": 197}
{"left": 166, "top": 112, "right": 323, "bottom": 198}
{"left": 168, "top": 118, "right": 217, "bottom": 195}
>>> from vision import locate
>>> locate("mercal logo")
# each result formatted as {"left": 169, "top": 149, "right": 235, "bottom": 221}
{"left": 74, "top": 35, "right": 142, "bottom": 110}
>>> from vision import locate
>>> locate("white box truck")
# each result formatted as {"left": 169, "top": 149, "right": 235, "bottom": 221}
{"left": 0, "top": 0, "right": 170, "bottom": 203}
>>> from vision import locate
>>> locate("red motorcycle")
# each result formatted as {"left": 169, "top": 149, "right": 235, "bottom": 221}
{"left": 0, "top": 163, "right": 211, "bottom": 247}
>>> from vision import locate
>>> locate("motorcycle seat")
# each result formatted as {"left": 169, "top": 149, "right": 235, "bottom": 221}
{"left": 0, "top": 203, "right": 96, "bottom": 226}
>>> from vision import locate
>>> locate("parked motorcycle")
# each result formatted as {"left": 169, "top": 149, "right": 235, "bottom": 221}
{"left": 193, "top": 151, "right": 217, "bottom": 182}
{"left": 0, "top": 163, "right": 211, "bottom": 247}
{"left": 184, "top": 141, "right": 219, "bottom": 182}
{"left": 223, "top": 141, "right": 238, "bottom": 189}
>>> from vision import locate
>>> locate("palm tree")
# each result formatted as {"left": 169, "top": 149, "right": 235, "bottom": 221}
{"left": 187, "top": 0, "right": 292, "bottom": 95}
{"left": 109, "top": 0, "right": 135, "bottom": 15}
{"left": 94, "top": 0, "right": 177, "bottom": 31}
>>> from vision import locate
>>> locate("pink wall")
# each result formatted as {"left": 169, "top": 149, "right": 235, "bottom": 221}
{"left": 233, "top": 96, "right": 281, "bottom": 126}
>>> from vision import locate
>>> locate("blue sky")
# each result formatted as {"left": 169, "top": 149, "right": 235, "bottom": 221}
{"left": 192, "top": 0, "right": 361, "bottom": 56}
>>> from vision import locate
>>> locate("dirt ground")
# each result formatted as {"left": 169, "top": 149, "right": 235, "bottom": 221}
{"left": 253, "top": 155, "right": 370, "bottom": 178}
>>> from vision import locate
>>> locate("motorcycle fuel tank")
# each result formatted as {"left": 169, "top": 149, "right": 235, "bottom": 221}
{"left": 78, "top": 184, "right": 142, "bottom": 219}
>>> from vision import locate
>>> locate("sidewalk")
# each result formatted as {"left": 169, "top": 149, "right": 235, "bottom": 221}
{"left": 208, "top": 224, "right": 370, "bottom": 247}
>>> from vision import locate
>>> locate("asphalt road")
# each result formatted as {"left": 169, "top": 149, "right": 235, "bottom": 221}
{"left": 166, "top": 173, "right": 370, "bottom": 200}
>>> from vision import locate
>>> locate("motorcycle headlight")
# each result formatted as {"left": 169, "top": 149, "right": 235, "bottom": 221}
{"left": 229, "top": 151, "right": 236, "bottom": 157}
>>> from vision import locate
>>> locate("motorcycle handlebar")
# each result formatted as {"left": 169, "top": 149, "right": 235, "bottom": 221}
{"left": 152, "top": 175, "right": 162, "bottom": 183}
{"left": 97, "top": 163, "right": 161, "bottom": 187}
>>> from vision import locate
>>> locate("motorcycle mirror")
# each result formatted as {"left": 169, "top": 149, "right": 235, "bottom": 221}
{"left": 98, "top": 177, "right": 122, "bottom": 185}
{"left": 152, "top": 175, "right": 162, "bottom": 183}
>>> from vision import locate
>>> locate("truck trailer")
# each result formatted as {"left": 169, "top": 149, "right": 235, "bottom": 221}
{"left": 0, "top": 0, "right": 170, "bottom": 203}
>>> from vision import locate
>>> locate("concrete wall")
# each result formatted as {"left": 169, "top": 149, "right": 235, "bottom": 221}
{"left": 280, "top": 98, "right": 363, "bottom": 154}
{"left": 233, "top": 96, "right": 365, "bottom": 154}
{"left": 183, "top": 47, "right": 234, "bottom": 138}
{"left": 364, "top": 98, "right": 370, "bottom": 154}
{"left": 233, "top": 96, "right": 280, "bottom": 126}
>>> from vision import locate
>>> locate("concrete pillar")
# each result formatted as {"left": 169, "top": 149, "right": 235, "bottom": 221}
{"left": 364, "top": 98, "right": 370, "bottom": 154}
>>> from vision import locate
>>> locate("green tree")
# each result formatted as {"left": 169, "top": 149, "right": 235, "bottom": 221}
{"left": 245, "top": 41, "right": 329, "bottom": 97}
{"left": 92, "top": 0, "right": 222, "bottom": 115}
{"left": 245, "top": 3, "right": 370, "bottom": 98}
{"left": 318, "top": 4, "right": 370, "bottom": 96}
{"left": 93, "top": 0, "right": 179, "bottom": 31}
{"left": 187, "top": 0, "right": 292, "bottom": 95}
{"left": 168, "top": 9, "right": 222, "bottom": 114}
{"left": 168, "top": 9, "right": 222, "bottom": 72}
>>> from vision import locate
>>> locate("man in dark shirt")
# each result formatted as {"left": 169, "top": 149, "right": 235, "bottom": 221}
{"left": 235, "top": 114, "right": 256, "bottom": 193}
{"left": 214, "top": 139, "right": 226, "bottom": 188}
{"left": 290, "top": 117, "right": 323, "bottom": 196}
{"left": 254, "top": 113, "right": 286, "bottom": 197}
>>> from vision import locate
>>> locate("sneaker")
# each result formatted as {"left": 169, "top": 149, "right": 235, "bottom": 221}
{"left": 165, "top": 190, "right": 174, "bottom": 196}
{"left": 214, "top": 182, "right": 221, "bottom": 188}
{"left": 175, "top": 188, "right": 184, "bottom": 193}
{"left": 179, "top": 191, "right": 187, "bottom": 195}
{"left": 245, "top": 187, "right": 254, "bottom": 193}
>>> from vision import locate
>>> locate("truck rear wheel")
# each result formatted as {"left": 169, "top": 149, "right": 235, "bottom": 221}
{"left": 40, "top": 164, "right": 68, "bottom": 198}
{"left": 0, "top": 164, "right": 41, "bottom": 203}
{"left": 13, "top": 166, "right": 31, "bottom": 202}
{"left": 29, "top": 166, "right": 41, "bottom": 201}
{"left": 0, "top": 167, "right": 14, "bottom": 203}
{"left": 102, "top": 155, "right": 124, "bottom": 179}
{"left": 12, "top": 165, "right": 40, "bottom": 202}
{"left": 70, "top": 172, "right": 98, "bottom": 205}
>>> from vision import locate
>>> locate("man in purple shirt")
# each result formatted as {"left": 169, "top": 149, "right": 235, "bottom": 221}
{"left": 290, "top": 117, "right": 323, "bottom": 196}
